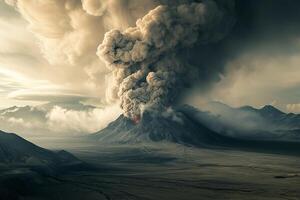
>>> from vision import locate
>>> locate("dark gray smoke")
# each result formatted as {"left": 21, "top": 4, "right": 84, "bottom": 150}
{"left": 98, "top": 0, "right": 235, "bottom": 120}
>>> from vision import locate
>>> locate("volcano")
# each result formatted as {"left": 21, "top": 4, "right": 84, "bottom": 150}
{"left": 90, "top": 107, "right": 235, "bottom": 147}
{"left": 90, "top": 105, "right": 300, "bottom": 155}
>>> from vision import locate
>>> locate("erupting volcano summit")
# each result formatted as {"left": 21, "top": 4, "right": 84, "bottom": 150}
{"left": 97, "top": 0, "right": 235, "bottom": 120}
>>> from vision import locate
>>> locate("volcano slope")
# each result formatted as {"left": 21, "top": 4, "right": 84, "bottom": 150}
{"left": 90, "top": 110, "right": 228, "bottom": 147}
{"left": 90, "top": 106, "right": 300, "bottom": 155}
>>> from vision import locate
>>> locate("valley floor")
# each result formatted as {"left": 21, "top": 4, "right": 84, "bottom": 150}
{"left": 2, "top": 138, "right": 300, "bottom": 200}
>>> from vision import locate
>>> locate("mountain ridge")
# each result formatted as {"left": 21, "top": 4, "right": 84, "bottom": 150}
{"left": 90, "top": 110, "right": 232, "bottom": 147}
{"left": 0, "top": 130, "right": 80, "bottom": 166}
{"left": 205, "top": 102, "right": 300, "bottom": 131}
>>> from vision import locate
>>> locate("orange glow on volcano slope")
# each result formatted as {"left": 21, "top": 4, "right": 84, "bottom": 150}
{"left": 132, "top": 115, "right": 141, "bottom": 124}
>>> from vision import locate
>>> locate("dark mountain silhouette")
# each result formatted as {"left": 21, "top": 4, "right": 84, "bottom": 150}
{"left": 0, "top": 130, "right": 84, "bottom": 200}
{"left": 259, "top": 105, "right": 285, "bottom": 116}
{"left": 90, "top": 111, "right": 230, "bottom": 147}
{"left": 0, "top": 130, "right": 80, "bottom": 166}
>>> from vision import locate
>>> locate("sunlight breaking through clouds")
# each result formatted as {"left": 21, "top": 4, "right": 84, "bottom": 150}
{"left": 0, "top": 67, "right": 97, "bottom": 107}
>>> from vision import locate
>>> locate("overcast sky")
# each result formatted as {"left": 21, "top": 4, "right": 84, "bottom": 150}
{"left": 1, "top": 0, "right": 300, "bottom": 113}
{"left": 0, "top": 1, "right": 107, "bottom": 108}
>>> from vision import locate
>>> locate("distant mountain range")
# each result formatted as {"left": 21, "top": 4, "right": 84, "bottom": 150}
{"left": 0, "top": 100, "right": 299, "bottom": 158}
{"left": 90, "top": 102, "right": 300, "bottom": 144}
{"left": 207, "top": 101, "right": 300, "bottom": 130}
{"left": 1, "top": 101, "right": 300, "bottom": 142}
{"left": 181, "top": 102, "right": 300, "bottom": 141}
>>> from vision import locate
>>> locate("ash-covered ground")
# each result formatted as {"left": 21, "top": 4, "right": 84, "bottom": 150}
{"left": 18, "top": 138, "right": 300, "bottom": 200}
{"left": 2, "top": 105, "right": 300, "bottom": 200}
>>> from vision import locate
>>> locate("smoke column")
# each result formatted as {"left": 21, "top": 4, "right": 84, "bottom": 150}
{"left": 98, "top": 0, "right": 235, "bottom": 120}
{"left": 5, "top": 0, "right": 235, "bottom": 122}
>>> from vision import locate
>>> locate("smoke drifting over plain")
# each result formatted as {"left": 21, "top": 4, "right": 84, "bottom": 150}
{"left": 98, "top": 0, "right": 235, "bottom": 119}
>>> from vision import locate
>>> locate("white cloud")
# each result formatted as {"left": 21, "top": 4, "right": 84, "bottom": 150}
{"left": 286, "top": 104, "right": 300, "bottom": 113}
{"left": 0, "top": 68, "right": 96, "bottom": 106}
{"left": 46, "top": 105, "right": 121, "bottom": 134}
{"left": 0, "top": 102, "right": 122, "bottom": 136}
{"left": 7, "top": 117, "right": 33, "bottom": 128}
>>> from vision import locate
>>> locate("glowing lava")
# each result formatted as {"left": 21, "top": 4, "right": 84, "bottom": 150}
{"left": 132, "top": 115, "right": 141, "bottom": 125}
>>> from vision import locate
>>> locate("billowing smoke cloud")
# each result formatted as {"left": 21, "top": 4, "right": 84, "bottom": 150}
{"left": 6, "top": 0, "right": 235, "bottom": 121}
{"left": 82, "top": 0, "right": 108, "bottom": 17}
{"left": 98, "top": 0, "right": 235, "bottom": 120}
{"left": 4, "top": 0, "right": 166, "bottom": 98}
{"left": 5, "top": 0, "right": 300, "bottom": 123}
{"left": 10, "top": 0, "right": 105, "bottom": 66}
{"left": 4, "top": 0, "right": 165, "bottom": 66}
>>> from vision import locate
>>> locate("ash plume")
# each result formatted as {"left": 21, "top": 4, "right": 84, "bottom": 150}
{"left": 98, "top": 0, "right": 235, "bottom": 120}
{"left": 5, "top": 0, "right": 235, "bottom": 121}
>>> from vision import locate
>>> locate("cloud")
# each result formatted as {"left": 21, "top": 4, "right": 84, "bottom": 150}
{"left": 82, "top": 0, "right": 108, "bottom": 17}
{"left": 0, "top": 15, "right": 42, "bottom": 74}
{"left": 1, "top": 0, "right": 167, "bottom": 108}
{"left": 46, "top": 104, "right": 121, "bottom": 133}
{"left": 98, "top": 1, "right": 235, "bottom": 119}
{"left": 286, "top": 104, "right": 300, "bottom": 114}
{"left": 7, "top": 117, "right": 34, "bottom": 128}
{"left": 4, "top": 0, "right": 163, "bottom": 69}
{"left": 208, "top": 52, "right": 300, "bottom": 110}
{"left": 0, "top": 68, "right": 87, "bottom": 101}
{"left": 3, "top": 0, "right": 300, "bottom": 119}
{"left": 0, "top": 102, "right": 122, "bottom": 136}
{"left": 185, "top": 50, "right": 300, "bottom": 112}
{"left": 0, "top": 67, "right": 103, "bottom": 109}
{"left": 4, "top": 0, "right": 17, "bottom": 7}
{"left": 8, "top": 87, "right": 95, "bottom": 102}
{"left": 0, "top": 1, "right": 108, "bottom": 106}
{"left": 11, "top": 1, "right": 100, "bottom": 65}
